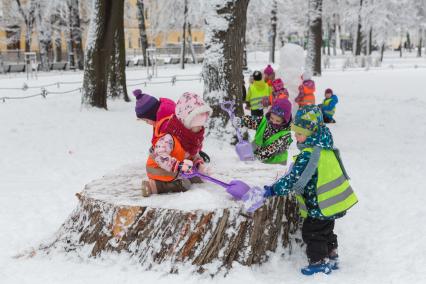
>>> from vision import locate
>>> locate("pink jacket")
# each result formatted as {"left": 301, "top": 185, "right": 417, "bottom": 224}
{"left": 155, "top": 98, "right": 176, "bottom": 135}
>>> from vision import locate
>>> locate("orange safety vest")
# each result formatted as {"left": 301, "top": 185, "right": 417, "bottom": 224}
{"left": 146, "top": 116, "right": 186, "bottom": 181}
{"left": 298, "top": 93, "right": 316, "bottom": 107}
{"left": 269, "top": 91, "right": 289, "bottom": 105}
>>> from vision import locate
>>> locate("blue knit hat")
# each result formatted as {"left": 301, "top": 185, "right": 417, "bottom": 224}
{"left": 291, "top": 105, "right": 324, "bottom": 136}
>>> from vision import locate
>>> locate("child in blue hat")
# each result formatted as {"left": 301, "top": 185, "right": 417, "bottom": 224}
{"left": 263, "top": 105, "right": 357, "bottom": 275}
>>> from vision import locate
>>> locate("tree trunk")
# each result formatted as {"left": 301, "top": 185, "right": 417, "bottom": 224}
{"left": 368, "top": 27, "right": 373, "bottom": 55}
{"left": 180, "top": 0, "right": 188, "bottom": 69}
{"left": 306, "top": 0, "right": 323, "bottom": 76}
{"left": 270, "top": 0, "right": 277, "bottom": 63}
{"left": 418, "top": 29, "right": 423, "bottom": 58}
{"left": 355, "top": 0, "right": 363, "bottom": 56}
{"left": 327, "top": 22, "right": 331, "bottom": 56}
{"left": 31, "top": 167, "right": 301, "bottom": 274}
{"left": 51, "top": 11, "right": 62, "bottom": 63}
{"left": 69, "top": 0, "right": 85, "bottom": 70}
{"left": 108, "top": 4, "right": 129, "bottom": 102}
{"left": 187, "top": 23, "right": 198, "bottom": 64}
{"left": 36, "top": 2, "right": 51, "bottom": 71}
{"left": 406, "top": 32, "right": 412, "bottom": 53}
{"left": 82, "top": 0, "right": 127, "bottom": 109}
{"left": 202, "top": 0, "right": 250, "bottom": 137}
{"left": 380, "top": 42, "right": 385, "bottom": 62}
{"left": 399, "top": 39, "right": 403, "bottom": 58}
{"left": 16, "top": 0, "right": 37, "bottom": 52}
{"left": 136, "top": 0, "right": 149, "bottom": 66}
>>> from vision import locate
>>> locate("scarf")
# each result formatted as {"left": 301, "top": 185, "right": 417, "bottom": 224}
{"left": 165, "top": 115, "right": 204, "bottom": 156}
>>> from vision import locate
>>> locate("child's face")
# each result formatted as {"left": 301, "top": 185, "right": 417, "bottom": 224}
{"left": 270, "top": 113, "right": 284, "bottom": 125}
{"left": 295, "top": 132, "right": 307, "bottom": 143}
{"left": 325, "top": 92, "right": 332, "bottom": 99}
{"left": 139, "top": 118, "right": 155, "bottom": 126}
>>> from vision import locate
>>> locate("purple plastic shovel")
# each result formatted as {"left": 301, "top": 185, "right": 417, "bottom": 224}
{"left": 220, "top": 101, "right": 255, "bottom": 161}
{"left": 181, "top": 168, "right": 265, "bottom": 213}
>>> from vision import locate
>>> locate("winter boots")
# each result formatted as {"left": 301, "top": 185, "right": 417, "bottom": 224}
{"left": 301, "top": 260, "right": 332, "bottom": 275}
{"left": 300, "top": 250, "right": 339, "bottom": 276}
{"left": 142, "top": 177, "right": 203, "bottom": 197}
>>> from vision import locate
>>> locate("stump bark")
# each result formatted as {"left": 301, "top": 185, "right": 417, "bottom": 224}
{"left": 35, "top": 165, "right": 302, "bottom": 275}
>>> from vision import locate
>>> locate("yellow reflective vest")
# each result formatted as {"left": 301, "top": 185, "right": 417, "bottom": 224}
{"left": 246, "top": 80, "right": 271, "bottom": 110}
{"left": 295, "top": 148, "right": 358, "bottom": 218}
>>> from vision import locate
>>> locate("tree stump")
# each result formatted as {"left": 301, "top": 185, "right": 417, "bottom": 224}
{"left": 35, "top": 164, "right": 302, "bottom": 275}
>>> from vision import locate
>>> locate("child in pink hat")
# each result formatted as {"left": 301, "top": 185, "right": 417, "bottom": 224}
{"left": 143, "top": 92, "right": 212, "bottom": 197}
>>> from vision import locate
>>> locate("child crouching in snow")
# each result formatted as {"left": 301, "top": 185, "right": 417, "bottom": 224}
{"left": 319, "top": 88, "right": 338, "bottom": 123}
{"left": 295, "top": 75, "right": 316, "bottom": 109}
{"left": 263, "top": 105, "right": 357, "bottom": 275}
{"left": 142, "top": 92, "right": 212, "bottom": 197}
{"left": 236, "top": 98, "right": 293, "bottom": 165}
{"left": 134, "top": 89, "right": 210, "bottom": 162}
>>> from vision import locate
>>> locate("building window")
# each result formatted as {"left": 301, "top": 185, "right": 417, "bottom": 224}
{"left": 177, "top": 36, "right": 180, "bottom": 42}
{"left": 194, "top": 36, "right": 198, "bottom": 42}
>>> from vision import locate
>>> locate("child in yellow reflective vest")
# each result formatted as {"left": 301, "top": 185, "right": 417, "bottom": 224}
{"left": 246, "top": 70, "right": 271, "bottom": 117}
{"left": 263, "top": 105, "right": 357, "bottom": 276}
{"left": 319, "top": 88, "right": 338, "bottom": 123}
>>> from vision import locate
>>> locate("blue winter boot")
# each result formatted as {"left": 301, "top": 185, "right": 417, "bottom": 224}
{"left": 301, "top": 260, "right": 332, "bottom": 276}
{"left": 329, "top": 250, "right": 339, "bottom": 270}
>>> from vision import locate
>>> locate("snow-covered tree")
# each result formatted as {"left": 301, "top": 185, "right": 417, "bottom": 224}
{"left": 306, "top": 0, "right": 323, "bottom": 76}
{"left": 136, "top": 0, "right": 149, "bottom": 66}
{"left": 14, "top": 0, "right": 37, "bottom": 52}
{"left": 67, "top": 0, "right": 85, "bottom": 69}
{"left": 202, "top": 0, "right": 250, "bottom": 137}
{"left": 82, "top": 0, "right": 129, "bottom": 109}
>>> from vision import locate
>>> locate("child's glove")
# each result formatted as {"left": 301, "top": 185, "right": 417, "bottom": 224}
{"left": 263, "top": 185, "right": 275, "bottom": 198}
{"left": 194, "top": 158, "right": 212, "bottom": 175}
{"left": 177, "top": 159, "right": 193, "bottom": 173}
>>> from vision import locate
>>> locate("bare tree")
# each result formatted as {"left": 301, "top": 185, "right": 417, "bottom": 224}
{"left": 67, "top": 0, "right": 85, "bottom": 69}
{"left": 270, "top": 0, "right": 277, "bottom": 63}
{"left": 202, "top": 0, "right": 250, "bottom": 136}
{"left": 355, "top": 0, "right": 363, "bottom": 56}
{"left": 306, "top": 0, "right": 323, "bottom": 76}
{"left": 180, "top": 0, "right": 188, "bottom": 69}
{"left": 15, "top": 0, "right": 37, "bottom": 52}
{"left": 136, "top": 0, "right": 149, "bottom": 66}
{"left": 82, "top": 0, "right": 129, "bottom": 109}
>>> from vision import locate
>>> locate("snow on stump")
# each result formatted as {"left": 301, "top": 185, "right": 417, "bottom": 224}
{"left": 35, "top": 164, "right": 301, "bottom": 274}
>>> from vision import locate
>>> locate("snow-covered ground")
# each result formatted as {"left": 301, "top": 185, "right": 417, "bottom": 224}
{"left": 1, "top": 57, "right": 426, "bottom": 283}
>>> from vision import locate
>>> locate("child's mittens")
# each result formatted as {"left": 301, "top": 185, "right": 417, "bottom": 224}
{"left": 198, "top": 163, "right": 213, "bottom": 175}
{"left": 263, "top": 185, "right": 275, "bottom": 198}
{"left": 176, "top": 159, "right": 193, "bottom": 173}
{"left": 194, "top": 158, "right": 212, "bottom": 175}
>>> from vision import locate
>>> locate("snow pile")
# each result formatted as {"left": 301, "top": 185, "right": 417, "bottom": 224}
{"left": 277, "top": 43, "right": 305, "bottom": 113}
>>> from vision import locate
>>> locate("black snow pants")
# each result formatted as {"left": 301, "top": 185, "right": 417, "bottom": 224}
{"left": 302, "top": 217, "right": 338, "bottom": 263}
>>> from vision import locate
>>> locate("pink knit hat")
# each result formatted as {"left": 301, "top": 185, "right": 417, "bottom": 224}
{"left": 175, "top": 92, "right": 212, "bottom": 129}
{"left": 264, "top": 65, "right": 274, "bottom": 76}
{"left": 272, "top": 78, "right": 284, "bottom": 92}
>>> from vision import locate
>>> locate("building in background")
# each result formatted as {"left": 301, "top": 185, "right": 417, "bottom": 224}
{"left": 0, "top": 0, "right": 205, "bottom": 62}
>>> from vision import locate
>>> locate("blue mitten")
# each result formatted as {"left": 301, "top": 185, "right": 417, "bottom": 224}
{"left": 263, "top": 186, "right": 275, "bottom": 198}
